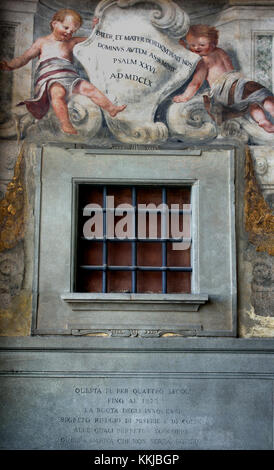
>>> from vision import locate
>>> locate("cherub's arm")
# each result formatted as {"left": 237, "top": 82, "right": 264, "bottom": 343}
{"left": 72, "top": 37, "right": 88, "bottom": 45}
{"left": 0, "top": 39, "right": 41, "bottom": 71}
{"left": 173, "top": 59, "right": 208, "bottom": 102}
{"left": 219, "top": 48, "right": 234, "bottom": 70}
{"left": 72, "top": 16, "right": 100, "bottom": 45}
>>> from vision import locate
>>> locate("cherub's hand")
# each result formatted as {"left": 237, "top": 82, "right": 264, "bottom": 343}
{"left": 179, "top": 38, "right": 187, "bottom": 49}
{"left": 0, "top": 60, "right": 13, "bottom": 71}
{"left": 173, "top": 95, "right": 189, "bottom": 103}
{"left": 92, "top": 16, "right": 99, "bottom": 28}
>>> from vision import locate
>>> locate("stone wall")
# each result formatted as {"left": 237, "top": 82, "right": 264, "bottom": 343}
{"left": 0, "top": 0, "right": 273, "bottom": 337}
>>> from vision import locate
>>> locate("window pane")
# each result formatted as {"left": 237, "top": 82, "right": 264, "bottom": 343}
{"left": 108, "top": 241, "right": 132, "bottom": 266}
{"left": 137, "top": 242, "right": 162, "bottom": 266}
{"left": 167, "top": 242, "right": 191, "bottom": 267}
{"left": 167, "top": 187, "right": 191, "bottom": 207}
{"left": 167, "top": 272, "right": 191, "bottom": 293}
{"left": 137, "top": 187, "right": 162, "bottom": 205}
{"left": 137, "top": 271, "right": 162, "bottom": 293}
{"left": 80, "top": 185, "right": 103, "bottom": 206}
{"left": 109, "top": 186, "right": 132, "bottom": 205}
{"left": 77, "top": 270, "right": 102, "bottom": 293}
{"left": 79, "top": 241, "right": 102, "bottom": 265}
{"left": 108, "top": 271, "right": 131, "bottom": 293}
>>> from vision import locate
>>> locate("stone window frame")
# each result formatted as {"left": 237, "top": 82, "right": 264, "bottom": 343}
{"left": 32, "top": 146, "right": 237, "bottom": 337}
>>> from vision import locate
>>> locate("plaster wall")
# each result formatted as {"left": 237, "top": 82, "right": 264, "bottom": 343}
{"left": 0, "top": 0, "right": 273, "bottom": 337}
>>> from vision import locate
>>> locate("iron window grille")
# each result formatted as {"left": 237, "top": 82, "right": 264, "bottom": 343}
{"left": 75, "top": 184, "right": 192, "bottom": 294}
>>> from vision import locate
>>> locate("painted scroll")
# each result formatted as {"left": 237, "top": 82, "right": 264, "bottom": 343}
{"left": 74, "top": 0, "right": 198, "bottom": 144}
{"left": 5, "top": 0, "right": 274, "bottom": 146}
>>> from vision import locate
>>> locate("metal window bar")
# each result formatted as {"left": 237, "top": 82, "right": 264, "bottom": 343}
{"left": 81, "top": 208, "right": 191, "bottom": 213}
{"left": 81, "top": 237, "right": 192, "bottom": 242}
{"left": 81, "top": 266, "right": 192, "bottom": 272}
{"left": 161, "top": 187, "right": 167, "bottom": 294}
{"left": 131, "top": 186, "right": 137, "bottom": 293}
{"left": 79, "top": 185, "right": 192, "bottom": 294}
{"left": 102, "top": 186, "right": 107, "bottom": 293}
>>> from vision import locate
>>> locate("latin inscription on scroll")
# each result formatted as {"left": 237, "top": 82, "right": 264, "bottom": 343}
{"left": 74, "top": 0, "right": 198, "bottom": 143}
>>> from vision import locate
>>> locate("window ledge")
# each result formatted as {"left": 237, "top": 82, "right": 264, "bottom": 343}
{"left": 61, "top": 293, "right": 209, "bottom": 312}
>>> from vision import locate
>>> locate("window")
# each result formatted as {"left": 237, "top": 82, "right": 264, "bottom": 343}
{"left": 33, "top": 146, "right": 236, "bottom": 336}
{"left": 75, "top": 184, "right": 192, "bottom": 294}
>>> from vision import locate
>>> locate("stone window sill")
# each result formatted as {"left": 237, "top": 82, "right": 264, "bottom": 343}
{"left": 61, "top": 293, "right": 209, "bottom": 312}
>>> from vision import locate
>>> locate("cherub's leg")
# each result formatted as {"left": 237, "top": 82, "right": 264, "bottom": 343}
{"left": 263, "top": 96, "right": 274, "bottom": 118}
{"left": 73, "top": 80, "right": 126, "bottom": 117}
{"left": 50, "top": 83, "right": 77, "bottom": 135}
{"left": 249, "top": 103, "right": 274, "bottom": 133}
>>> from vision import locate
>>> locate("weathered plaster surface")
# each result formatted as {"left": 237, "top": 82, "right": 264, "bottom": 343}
{"left": 0, "top": 142, "right": 36, "bottom": 336}
{"left": 0, "top": 0, "right": 273, "bottom": 337}
{"left": 0, "top": 290, "right": 32, "bottom": 336}
{"left": 239, "top": 306, "right": 274, "bottom": 337}
{"left": 236, "top": 144, "right": 274, "bottom": 337}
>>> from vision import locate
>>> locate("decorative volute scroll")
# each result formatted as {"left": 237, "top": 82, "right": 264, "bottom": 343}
{"left": 0, "top": 144, "right": 26, "bottom": 252}
{"left": 68, "top": 95, "right": 103, "bottom": 138}
{"left": 244, "top": 146, "right": 274, "bottom": 256}
{"left": 167, "top": 96, "right": 218, "bottom": 144}
{"left": 74, "top": 0, "right": 198, "bottom": 144}
{"left": 95, "top": 0, "right": 190, "bottom": 38}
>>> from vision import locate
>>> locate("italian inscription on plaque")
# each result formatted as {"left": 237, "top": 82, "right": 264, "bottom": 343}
{"left": 55, "top": 379, "right": 244, "bottom": 449}
{"left": 58, "top": 383, "right": 206, "bottom": 449}
{"left": 74, "top": 0, "right": 198, "bottom": 143}
{"left": 0, "top": 377, "right": 272, "bottom": 449}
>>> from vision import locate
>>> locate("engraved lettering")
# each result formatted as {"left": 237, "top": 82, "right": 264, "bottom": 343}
{"left": 57, "top": 384, "right": 206, "bottom": 449}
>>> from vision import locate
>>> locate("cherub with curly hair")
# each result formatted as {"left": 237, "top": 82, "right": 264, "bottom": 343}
{"left": 0, "top": 9, "right": 126, "bottom": 135}
{"left": 173, "top": 24, "right": 274, "bottom": 133}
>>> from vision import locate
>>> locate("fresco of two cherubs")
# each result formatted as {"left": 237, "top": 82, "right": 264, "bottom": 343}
{"left": 1, "top": 7, "right": 273, "bottom": 137}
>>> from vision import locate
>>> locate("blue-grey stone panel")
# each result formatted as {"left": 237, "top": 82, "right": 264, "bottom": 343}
{"left": 0, "top": 376, "right": 272, "bottom": 450}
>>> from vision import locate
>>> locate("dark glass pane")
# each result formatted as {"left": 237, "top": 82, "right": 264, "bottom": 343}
{"left": 79, "top": 185, "right": 103, "bottom": 206}
{"left": 167, "top": 272, "right": 191, "bottom": 293}
{"left": 108, "top": 241, "right": 132, "bottom": 266}
{"left": 167, "top": 187, "right": 191, "bottom": 207}
{"left": 137, "top": 187, "right": 162, "bottom": 205}
{"left": 77, "top": 270, "right": 102, "bottom": 293}
{"left": 108, "top": 186, "right": 132, "bottom": 206}
{"left": 79, "top": 241, "right": 102, "bottom": 266}
{"left": 137, "top": 242, "right": 162, "bottom": 266}
{"left": 137, "top": 271, "right": 162, "bottom": 293}
{"left": 167, "top": 242, "right": 191, "bottom": 267}
{"left": 108, "top": 271, "right": 131, "bottom": 293}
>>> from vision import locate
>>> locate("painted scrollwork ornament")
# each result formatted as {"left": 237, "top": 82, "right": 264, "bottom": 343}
{"left": 95, "top": 0, "right": 190, "bottom": 38}
{"left": 167, "top": 96, "right": 218, "bottom": 143}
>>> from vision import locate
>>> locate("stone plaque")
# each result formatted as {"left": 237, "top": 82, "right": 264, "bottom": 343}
{"left": 0, "top": 377, "right": 272, "bottom": 449}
